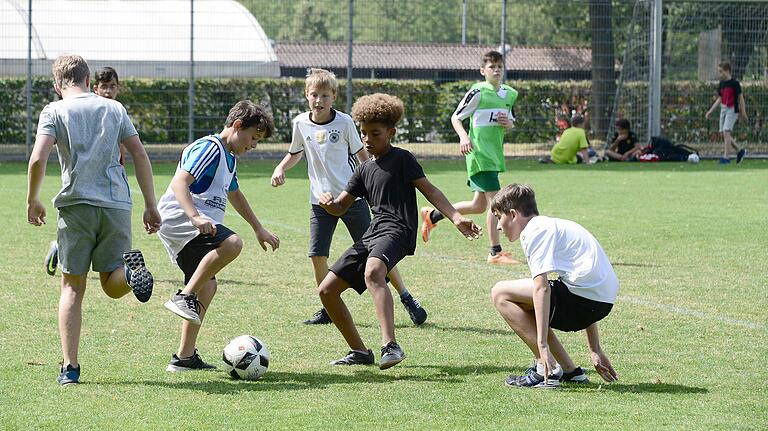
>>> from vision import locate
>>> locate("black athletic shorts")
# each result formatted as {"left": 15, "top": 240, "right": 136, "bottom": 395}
{"left": 176, "top": 224, "right": 236, "bottom": 284}
{"left": 549, "top": 279, "right": 613, "bottom": 332}
{"left": 329, "top": 236, "right": 406, "bottom": 295}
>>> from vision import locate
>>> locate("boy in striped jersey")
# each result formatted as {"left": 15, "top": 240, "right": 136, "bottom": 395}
{"left": 158, "top": 100, "right": 280, "bottom": 372}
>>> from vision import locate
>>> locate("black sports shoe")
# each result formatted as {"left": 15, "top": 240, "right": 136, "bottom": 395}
{"left": 166, "top": 349, "right": 216, "bottom": 372}
{"left": 45, "top": 241, "right": 58, "bottom": 276}
{"left": 736, "top": 148, "right": 747, "bottom": 164}
{"left": 303, "top": 308, "right": 332, "bottom": 325}
{"left": 379, "top": 342, "right": 405, "bottom": 370}
{"left": 123, "top": 250, "right": 153, "bottom": 302}
{"left": 505, "top": 368, "right": 560, "bottom": 389}
{"left": 560, "top": 366, "right": 590, "bottom": 384}
{"left": 164, "top": 290, "right": 202, "bottom": 325}
{"left": 330, "top": 349, "right": 375, "bottom": 365}
{"left": 400, "top": 294, "right": 427, "bottom": 326}
{"left": 56, "top": 363, "right": 80, "bottom": 385}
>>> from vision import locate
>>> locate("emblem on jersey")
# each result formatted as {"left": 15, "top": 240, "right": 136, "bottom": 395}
{"left": 329, "top": 129, "right": 340, "bottom": 143}
{"left": 315, "top": 130, "right": 327, "bottom": 144}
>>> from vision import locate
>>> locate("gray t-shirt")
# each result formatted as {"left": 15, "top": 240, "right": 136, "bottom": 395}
{"left": 36, "top": 92, "right": 138, "bottom": 210}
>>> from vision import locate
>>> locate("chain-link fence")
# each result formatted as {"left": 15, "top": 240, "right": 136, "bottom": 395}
{"left": 1, "top": 0, "right": 766, "bottom": 160}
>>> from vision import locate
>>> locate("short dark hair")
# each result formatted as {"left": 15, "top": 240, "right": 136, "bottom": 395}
{"left": 571, "top": 114, "right": 585, "bottom": 127}
{"left": 351, "top": 93, "right": 404, "bottom": 128}
{"left": 225, "top": 100, "right": 275, "bottom": 139}
{"left": 94, "top": 66, "right": 119, "bottom": 84}
{"left": 482, "top": 50, "right": 503, "bottom": 66}
{"left": 491, "top": 183, "right": 539, "bottom": 217}
{"left": 615, "top": 118, "right": 630, "bottom": 130}
{"left": 718, "top": 61, "right": 731, "bottom": 72}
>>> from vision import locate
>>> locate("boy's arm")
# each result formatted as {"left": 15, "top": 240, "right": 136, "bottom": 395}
{"left": 413, "top": 177, "right": 481, "bottom": 239}
{"left": 169, "top": 170, "right": 217, "bottom": 236}
{"left": 228, "top": 189, "right": 279, "bottom": 251}
{"left": 585, "top": 323, "right": 619, "bottom": 382}
{"left": 26, "top": 134, "right": 56, "bottom": 226}
{"left": 122, "top": 135, "right": 161, "bottom": 233}
{"left": 318, "top": 191, "right": 356, "bottom": 216}
{"left": 738, "top": 93, "right": 748, "bottom": 120}
{"left": 579, "top": 148, "right": 592, "bottom": 164}
{"left": 532, "top": 273, "right": 556, "bottom": 378}
{"left": 355, "top": 149, "right": 370, "bottom": 164}
{"left": 451, "top": 114, "right": 474, "bottom": 155}
{"left": 705, "top": 96, "right": 721, "bottom": 118}
{"left": 271, "top": 152, "right": 303, "bottom": 187}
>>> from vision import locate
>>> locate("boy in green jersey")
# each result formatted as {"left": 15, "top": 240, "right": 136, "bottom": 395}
{"left": 421, "top": 51, "right": 520, "bottom": 264}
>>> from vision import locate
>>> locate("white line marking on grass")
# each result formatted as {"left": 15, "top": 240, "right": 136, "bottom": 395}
{"left": 618, "top": 295, "right": 766, "bottom": 330}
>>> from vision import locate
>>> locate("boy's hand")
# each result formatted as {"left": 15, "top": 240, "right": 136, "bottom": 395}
{"left": 497, "top": 111, "right": 513, "bottom": 128}
{"left": 27, "top": 199, "right": 46, "bottom": 226}
{"left": 539, "top": 345, "right": 555, "bottom": 382}
{"left": 256, "top": 227, "right": 280, "bottom": 252}
{"left": 143, "top": 207, "right": 162, "bottom": 234}
{"left": 459, "top": 137, "right": 474, "bottom": 155}
{"left": 453, "top": 216, "right": 482, "bottom": 240}
{"left": 318, "top": 192, "right": 335, "bottom": 206}
{"left": 191, "top": 215, "right": 216, "bottom": 236}
{"left": 705, "top": 110, "right": 712, "bottom": 119}
{"left": 270, "top": 169, "right": 285, "bottom": 187}
{"left": 590, "top": 349, "right": 618, "bottom": 382}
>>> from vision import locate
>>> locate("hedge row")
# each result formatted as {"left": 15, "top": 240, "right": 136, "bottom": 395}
{"left": 1, "top": 77, "right": 765, "bottom": 145}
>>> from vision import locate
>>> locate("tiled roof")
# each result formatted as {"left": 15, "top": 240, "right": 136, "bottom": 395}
{"left": 275, "top": 42, "right": 591, "bottom": 72}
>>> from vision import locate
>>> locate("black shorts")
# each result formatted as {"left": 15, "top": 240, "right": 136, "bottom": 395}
{"left": 329, "top": 236, "right": 407, "bottom": 295}
{"left": 176, "top": 224, "right": 236, "bottom": 284}
{"left": 548, "top": 279, "right": 613, "bottom": 332}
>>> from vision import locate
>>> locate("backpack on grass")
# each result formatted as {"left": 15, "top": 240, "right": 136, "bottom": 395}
{"left": 644, "top": 136, "right": 698, "bottom": 162}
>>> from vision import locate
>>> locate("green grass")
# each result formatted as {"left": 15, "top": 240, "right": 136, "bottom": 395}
{"left": 1, "top": 158, "right": 766, "bottom": 430}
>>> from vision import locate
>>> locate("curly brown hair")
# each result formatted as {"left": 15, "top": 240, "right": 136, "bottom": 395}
{"left": 351, "top": 93, "right": 404, "bottom": 128}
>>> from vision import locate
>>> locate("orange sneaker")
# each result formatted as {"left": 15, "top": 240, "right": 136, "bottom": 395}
{"left": 420, "top": 207, "right": 437, "bottom": 242}
{"left": 487, "top": 251, "right": 522, "bottom": 265}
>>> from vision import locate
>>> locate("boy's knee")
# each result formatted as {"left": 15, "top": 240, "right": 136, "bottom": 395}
{"left": 221, "top": 235, "right": 243, "bottom": 256}
{"left": 363, "top": 265, "right": 387, "bottom": 287}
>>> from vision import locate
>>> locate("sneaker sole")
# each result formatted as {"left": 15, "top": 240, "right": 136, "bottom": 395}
{"left": 379, "top": 355, "right": 405, "bottom": 370}
{"left": 123, "top": 250, "right": 153, "bottom": 302}
{"left": 420, "top": 208, "right": 435, "bottom": 243}
{"left": 45, "top": 242, "right": 58, "bottom": 276}
{"left": 164, "top": 300, "right": 202, "bottom": 325}
{"left": 166, "top": 364, "right": 216, "bottom": 372}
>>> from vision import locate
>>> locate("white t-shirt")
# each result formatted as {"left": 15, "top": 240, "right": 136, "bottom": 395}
{"left": 520, "top": 216, "right": 619, "bottom": 303}
{"left": 288, "top": 109, "right": 363, "bottom": 204}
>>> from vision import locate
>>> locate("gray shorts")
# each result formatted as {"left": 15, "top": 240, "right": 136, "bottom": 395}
{"left": 719, "top": 106, "right": 738, "bottom": 132}
{"left": 309, "top": 199, "right": 370, "bottom": 257}
{"left": 57, "top": 204, "right": 132, "bottom": 275}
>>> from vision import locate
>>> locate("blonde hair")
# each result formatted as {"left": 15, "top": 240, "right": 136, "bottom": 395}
{"left": 305, "top": 68, "right": 338, "bottom": 95}
{"left": 351, "top": 93, "right": 404, "bottom": 128}
{"left": 53, "top": 55, "right": 90, "bottom": 89}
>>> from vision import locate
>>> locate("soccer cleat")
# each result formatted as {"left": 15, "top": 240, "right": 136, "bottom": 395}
{"left": 487, "top": 251, "right": 522, "bottom": 265}
{"left": 303, "top": 308, "right": 332, "bottom": 325}
{"left": 166, "top": 349, "right": 216, "bottom": 372}
{"left": 560, "top": 367, "right": 590, "bottom": 384}
{"left": 400, "top": 294, "right": 427, "bottom": 326}
{"left": 719, "top": 158, "right": 731, "bottom": 164}
{"left": 379, "top": 342, "right": 406, "bottom": 370}
{"left": 736, "top": 148, "right": 747, "bottom": 164}
{"left": 44, "top": 241, "right": 59, "bottom": 276}
{"left": 505, "top": 368, "right": 560, "bottom": 389}
{"left": 56, "top": 363, "right": 80, "bottom": 385}
{"left": 123, "top": 250, "right": 153, "bottom": 302}
{"left": 420, "top": 207, "right": 437, "bottom": 243}
{"left": 164, "top": 290, "right": 202, "bottom": 325}
{"left": 330, "top": 349, "right": 375, "bottom": 366}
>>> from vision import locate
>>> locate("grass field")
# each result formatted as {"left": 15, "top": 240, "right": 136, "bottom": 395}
{"left": 1, "top": 158, "right": 766, "bottom": 430}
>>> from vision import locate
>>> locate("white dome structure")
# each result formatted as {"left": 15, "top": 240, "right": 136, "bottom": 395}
{"left": 0, "top": 0, "right": 278, "bottom": 77}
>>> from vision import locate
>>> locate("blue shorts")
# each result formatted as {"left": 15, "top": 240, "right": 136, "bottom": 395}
{"left": 309, "top": 199, "right": 371, "bottom": 257}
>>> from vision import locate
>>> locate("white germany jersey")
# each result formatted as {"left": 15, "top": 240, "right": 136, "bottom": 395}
{"left": 289, "top": 110, "right": 363, "bottom": 204}
{"left": 158, "top": 135, "right": 236, "bottom": 262}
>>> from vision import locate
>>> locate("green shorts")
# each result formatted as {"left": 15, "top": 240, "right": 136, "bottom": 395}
{"left": 57, "top": 204, "right": 132, "bottom": 275}
{"left": 467, "top": 171, "right": 501, "bottom": 193}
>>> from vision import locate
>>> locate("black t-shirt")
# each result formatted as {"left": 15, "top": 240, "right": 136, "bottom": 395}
{"left": 346, "top": 146, "right": 425, "bottom": 254}
{"left": 718, "top": 79, "right": 742, "bottom": 111}
{"left": 612, "top": 131, "right": 638, "bottom": 154}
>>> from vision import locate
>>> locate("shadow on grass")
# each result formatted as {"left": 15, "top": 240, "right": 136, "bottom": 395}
{"left": 153, "top": 278, "right": 267, "bottom": 287}
{"left": 612, "top": 262, "right": 660, "bottom": 268}
{"left": 354, "top": 322, "right": 511, "bottom": 336}
{"left": 560, "top": 381, "right": 708, "bottom": 394}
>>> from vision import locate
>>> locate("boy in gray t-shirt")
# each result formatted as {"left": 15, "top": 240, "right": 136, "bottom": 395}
{"left": 26, "top": 55, "right": 161, "bottom": 386}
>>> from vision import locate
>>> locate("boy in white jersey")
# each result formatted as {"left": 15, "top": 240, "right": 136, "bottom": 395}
{"left": 271, "top": 68, "right": 427, "bottom": 326}
{"left": 159, "top": 100, "right": 280, "bottom": 372}
{"left": 27, "top": 55, "right": 160, "bottom": 385}
{"left": 490, "top": 184, "right": 619, "bottom": 388}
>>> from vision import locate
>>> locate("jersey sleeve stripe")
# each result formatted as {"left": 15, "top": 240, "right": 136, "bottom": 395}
{"left": 454, "top": 88, "right": 480, "bottom": 116}
{"left": 188, "top": 141, "right": 221, "bottom": 179}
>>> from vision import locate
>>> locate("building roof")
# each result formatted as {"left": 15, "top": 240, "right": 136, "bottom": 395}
{"left": 275, "top": 42, "right": 591, "bottom": 72}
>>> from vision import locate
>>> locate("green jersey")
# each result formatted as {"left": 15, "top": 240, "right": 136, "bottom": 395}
{"left": 453, "top": 81, "right": 518, "bottom": 177}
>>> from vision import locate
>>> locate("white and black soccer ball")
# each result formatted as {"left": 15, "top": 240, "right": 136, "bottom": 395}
{"left": 222, "top": 335, "right": 270, "bottom": 380}
{"left": 687, "top": 153, "right": 700, "bottom": 164}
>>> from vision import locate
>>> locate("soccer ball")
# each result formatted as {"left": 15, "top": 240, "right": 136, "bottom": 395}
{"left": 687, "top": 153, "right": 700, "bottom": 163}
{"left": 222, "top": 335, "right": 270, "bottom": 380}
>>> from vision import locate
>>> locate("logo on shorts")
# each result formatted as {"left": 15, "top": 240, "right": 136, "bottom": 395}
{"left": 381, "top": 254, "right": 390, "bottom": 262}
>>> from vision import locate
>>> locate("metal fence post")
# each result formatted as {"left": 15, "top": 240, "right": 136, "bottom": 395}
{"left": 649, "top": 0, "right": 662, "bottom": 138}
{"left": 346, "top": 0, "right": 354, "bottom": 114}
{"left": 26, "top": 0, "right": 32, "bottom": 160}
{"left": 500, "top": 0, "right": 507, "bottom": 82}
{"left": 188, "top": 0, "right": 195, "bottom": 144}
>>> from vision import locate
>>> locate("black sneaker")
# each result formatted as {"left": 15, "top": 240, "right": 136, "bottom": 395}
{"left": 330, "top": 349, "right": 375, "bottom": 365}
{"left": 56, "top": 363, "right": 80, "bottom": 385}
{"left": 736, "top": 148, "right": 747, "bottom": 164}
{"left": 123, "top": 250, "right": 153, "bottom": 303}
{"left": 505, "top": 367, "right": 560, "bottom": 389}
{"left": 379, "top": 342, "right": 405, "bottom": 370}
{"left": 303, "top": 308, "right": 332, "bottom": 325}
{"left": 560, "top": 366, "right": 590, "bottom": 384}
{"left": 400, "top": 294, "right": 428, "bottom": 326}
{"left": 164, "top": 290, "right": 201, "bottom": 325}
{"left": 45, "top": 241, "right": 58, "bottom": 276}
{"left": 166, "top": 349, "right": 216, "bottom": 372}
